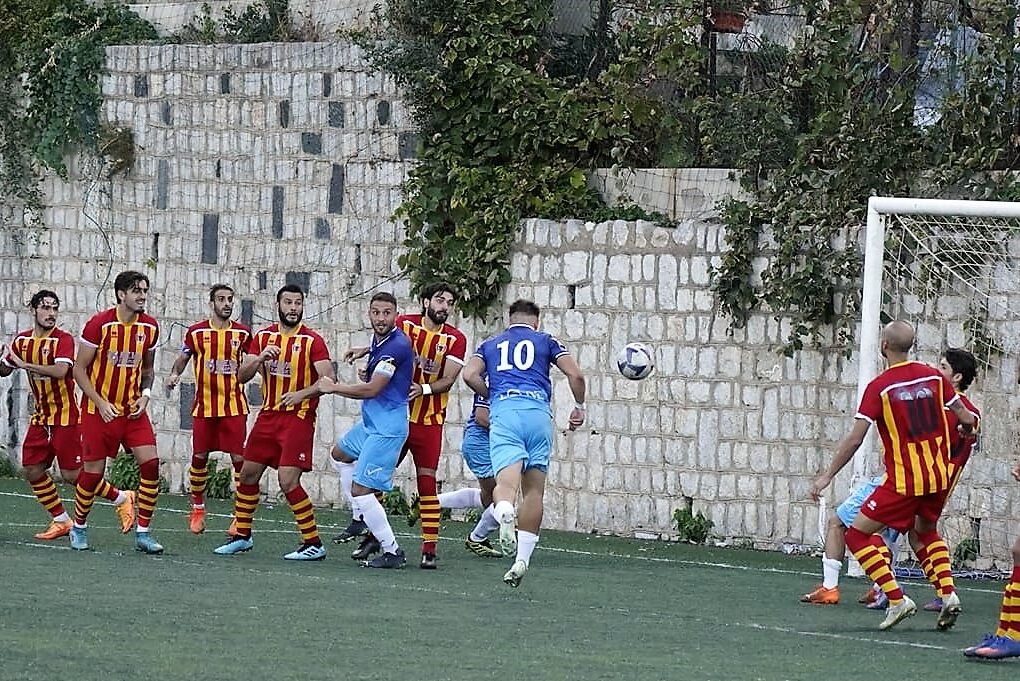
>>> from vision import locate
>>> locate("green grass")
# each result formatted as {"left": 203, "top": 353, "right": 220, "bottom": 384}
{"left": 0, "top": 479, "right": 1016, "bottom": 681}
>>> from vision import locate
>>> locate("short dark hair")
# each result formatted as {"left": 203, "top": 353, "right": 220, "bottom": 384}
{"left": 509, "top": 299, "right": 541, "bottom": 318}
{"left": 276, "top": 284, "right": 304, "bottom": 302}
{"left": 114, "top": 270, "right": 149, "bottom": 294}
{"left": 420, "top": 281, "right": 457, "bottom": 304}
{"left": 371, "top": 292, "right": 397, "bottom": 307}
{"left": 944, "top": 348, "right": 977, "bottom": 392}
{"left": 29, "top": 290, "right": 59, "bottom": 309}
{"left": 209, "top": 284, "right": 234, "bottom": 301}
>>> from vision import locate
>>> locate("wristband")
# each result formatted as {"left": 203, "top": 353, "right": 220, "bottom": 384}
{"left": 141, "top": 388, "right": 152, "bottom": 398}
{"left": 421, "top": 383, "right": 433, "bottom": 396}
{"left": 575, "top": 403, "right": 586, "bottom": 410}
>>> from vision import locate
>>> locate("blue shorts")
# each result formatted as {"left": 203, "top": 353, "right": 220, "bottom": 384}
{"left": 489, "top": 399, "right": 552, "bottom": 475}
{"left": 837, "top": 475, "right": 900, "bottom": 542}
{"left": 461, "top": 425, "right": 492, "bottom": 479}
{"left": 337, "top": 420, "right": 408, "bottom": 492}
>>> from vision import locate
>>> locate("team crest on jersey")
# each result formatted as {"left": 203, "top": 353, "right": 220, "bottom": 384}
{"left": 436, "top": 343, "right": 446, "bottom": 354}
{"left": 40, "top": 346, "right": 50, "bottom": 356}
{"left": 230, "top": 338, "right": 241, "bottom": 348}
{"left": 137, "top": 332, "right": 146, "bottom": 342}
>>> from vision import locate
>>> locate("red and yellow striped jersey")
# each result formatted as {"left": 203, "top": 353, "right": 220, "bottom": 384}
{"left": 3, "top": 328, "right": 78, "bottom": 426}
{"left": 79, "top": 308, "right": 160, "bottom": 414}
{"left": 182, "top": 320, "right": 253, "bottom": 417}
{"left": 856, "top": 361, "right": 957, "bottom": 496}
{"left": 396, "top": 314, "right": 467, "bottom": 426}
{"left": 947, "top": 391, "right": 981, "bottom": 471}
{"left": 252, "top": 323, "right": 330, "bottom": 420}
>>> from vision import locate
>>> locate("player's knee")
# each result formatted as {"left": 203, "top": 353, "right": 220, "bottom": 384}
{"left": 827, "top": 513, "right": 844, "bottom": 532}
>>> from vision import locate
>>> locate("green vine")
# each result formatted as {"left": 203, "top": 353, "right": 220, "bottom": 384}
{"left": 351, "top": 0, "right": 682, "bottom": 318}
{"left": 0, "top": 0, "right": 157, "bottom": 215}
{"left": 711, "top": 0, "right": 1020, "bottom": 355}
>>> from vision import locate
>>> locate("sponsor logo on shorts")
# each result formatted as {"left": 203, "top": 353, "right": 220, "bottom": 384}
{"left": 867, "top": 499, "right": 877, "bottom": 510}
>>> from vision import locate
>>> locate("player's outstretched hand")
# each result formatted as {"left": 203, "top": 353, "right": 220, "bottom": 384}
{"left": 809, "top": 473, "right": 831, "bottom": 502}
{"left": 568, "top": 406, "right": 585, "bottom": 431}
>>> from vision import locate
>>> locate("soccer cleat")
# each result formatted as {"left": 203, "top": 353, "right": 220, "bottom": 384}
{"left": 332, "top": 518, "right": 368, "bottom": 543}
{"left": 497, "top": 510, "right": 517, "bottom": 555}
{"left": 969, "top": 635, "right": 1020, "bottom": 660}
{"left": 363, "top": 548, "right": 406, "bottom": 569}
{"left": 135, "top": 531, "right": 164, "bottom": 555}
{"left": 865, "top": 591, "right": 889, "bottom": 610}
{"left": 800, "top": 585, "right": 839, "bottom": 605}
{"left": 35, "top": 520, "right": 72, "bottom": 540}
{"left": 406, "top": 494, "right": 420, "bottom": 527}
{"left": 923, "top": 596, "right": 944, "bottom": 612}
{"left": 115, "top": 490, "right": 136, "bottom": 533}
{"left": 189, "top": 506, "right": 206, "bottom": 534}
{"left": 283, "top": 543, "right": 326, "bottom": 561}
{"left": 420, "top": 551, "right": 437, "bottom": 569}
{"left": 964, "top": 633, "right": 998, "bottom": 657}
{"left": 935, "top": 591, "right": 961, "bottom": 631}
{"left": 69, "top": 525, "right": 89, "bottom": 551}
{"left": 503, "top": 560, "right": 528, "bottom": 587}
{"left": 858, "top": 587, "right": 880, "bottom": 604}
{"left": 465, "top": 536, "right": 503, "bottom": 558}
{"left": 351, "top": 534, "right": 381, "bottom": 560}
{"left": 878, "top": 595, "right": 917, "bottom": 630}
{"left": 226, "top": 518, "right": 239, "bottom": 537}
{"left": 214, "top": 536, "right": 254, "bottom": 555}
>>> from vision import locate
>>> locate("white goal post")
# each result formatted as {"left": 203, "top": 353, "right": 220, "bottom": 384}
{"left": 854, "top": 196, "right": 1020, "bottom": 568}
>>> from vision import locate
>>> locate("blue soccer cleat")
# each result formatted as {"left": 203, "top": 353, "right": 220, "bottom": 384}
{"left": 964, "top": 633, "right": 998, "bottom": 657}
{"left": 971, "top": 635, "right": 1020, "bottom": 660}
{"left": 69, "top": 525, "right": 89, "bottom": 551}
{"left": 135, "top": 531, "right": 164, "bottom": 555}
{"left": 214, "top": 536, "right": 254, "bottom": 555}
{"left": 283, "top": 543, "right": 326, "bottom": 561}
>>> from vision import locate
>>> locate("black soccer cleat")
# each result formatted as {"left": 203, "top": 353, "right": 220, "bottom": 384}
{"left": 350, "top": 534, "right": 381, "bottom": 560}
{"left": 332, "top": 518, "right": 368, "bottom": 544}
{"left": 420, "top": 551, "right": 438, "bottom": 570}
{"left": 363, "top": 548, "right": 406, "bottom": 569}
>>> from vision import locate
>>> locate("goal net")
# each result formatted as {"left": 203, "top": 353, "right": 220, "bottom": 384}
{"left": 856, "top": 197, "right": 1020, "bottom": 574}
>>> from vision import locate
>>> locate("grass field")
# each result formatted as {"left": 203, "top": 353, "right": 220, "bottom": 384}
{"left": 0, "top": 478, "right": 1016, "bottom": 681}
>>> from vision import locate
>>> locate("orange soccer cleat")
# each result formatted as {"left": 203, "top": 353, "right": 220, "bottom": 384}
{"left": 800, "top": 585, "right": 840, "bottom": 605}
{"left": 34, "top": 519, "right": 73, "bottom": 540}
{"left": 115, "top": 490, "right": 137, "bottom": 533}
{"left": 226, "top": 518, "right": 239, "bottom": 537}
{"left": 189, "top": 506, "right": 206, "bottom": 534}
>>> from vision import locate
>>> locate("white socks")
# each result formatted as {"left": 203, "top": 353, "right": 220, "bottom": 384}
{"left": 493, "top": 500, "right": 515, "bottom": 523}
{"left": 114, "top": 491, "right": 129, "bottom": 506}
{"left": 438, "top": 488, "right": 482, "bottom": 509}
{"left": 53, "top": 511, "right": 70, "bottom": 523}
{"left": 334, "top": 460, "right": 356, "bottom": 511}
{"left": 469, "top": 505, "right": 500, "bottom": 542}
{"left": 822, "top": 557, "right": 842, "bottom": 589}
{"left": 352, "top": 493, "right": 397, "bottom": 553}
{"left": 517, "top": 530, "right": 539, "bottom": 566}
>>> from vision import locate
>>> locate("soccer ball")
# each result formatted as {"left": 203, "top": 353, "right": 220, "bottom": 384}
{"left": 616, "top": 342, "right": 654, "bottom": 380}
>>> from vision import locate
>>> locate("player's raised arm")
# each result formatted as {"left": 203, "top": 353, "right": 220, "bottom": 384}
{"left": 462, "top": 355, "right": 488, "bottom": 398}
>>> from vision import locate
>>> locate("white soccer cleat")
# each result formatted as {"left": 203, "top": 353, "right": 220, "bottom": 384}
{"left": 497, "top": 511, "right": 517, "bottom": 555}
{"left": 878, "top": 595, "right": 917, "bottom": 630}
{"left": 503, "top": 560, "right": 528, "bottom": 588}
{"left": 936, "top": 591, "right": 961, "bottom": 631}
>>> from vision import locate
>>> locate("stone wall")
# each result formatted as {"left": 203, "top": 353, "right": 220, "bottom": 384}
{"left": 2, "top": 41, "right": 1018, "bottom": 562}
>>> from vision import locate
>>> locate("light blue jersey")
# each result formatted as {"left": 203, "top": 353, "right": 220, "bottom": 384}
{"left": 837, "top": 475, "right": 900, "bottom": 544}
{"left": 338, "top": 327, "right": 413, "bottom": 491}
{"left": 474, "top": 324, "right": 570, "bottom": 474}
{"left": 462, "top": 392, "right": 492, "bottom": 479}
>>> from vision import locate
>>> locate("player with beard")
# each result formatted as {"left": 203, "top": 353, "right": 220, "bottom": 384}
{"left": 1, "top": 290, "right": 135, "bottom": 540}
{"left": 165, "top": 284, "right": 253, "bottom": 534}
{"left": 214, "top": 285, "right": 335, "bottom": 560}
{"left": 333, "top": 282, "right": 466, "bottom": 570}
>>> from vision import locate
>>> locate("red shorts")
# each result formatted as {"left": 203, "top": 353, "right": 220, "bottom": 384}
{"left": 80, "top": 411, "right": 157, "bottom": 462}
{"left": 193, "top": 415, "right": 247, "bottom": 456}
{"left": 21, "top": 424, "right": 82, "bottom": 471}
{"left": 399, "top": 422, "right": 444, "bottom": 470}
{"left": 243, "top": 411, "right": 315, "bottom": 472}
{"left": 859, "top": 484, "right": 947, "bottom": 533}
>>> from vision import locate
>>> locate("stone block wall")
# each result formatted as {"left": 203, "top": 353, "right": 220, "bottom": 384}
{"left": 2, "top": 41, "right": 1018, "bottom": 562}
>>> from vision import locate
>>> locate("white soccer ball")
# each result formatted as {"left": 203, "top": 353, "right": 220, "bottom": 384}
{"left": 616, "top": 342, "right": 654, "bottom": 380}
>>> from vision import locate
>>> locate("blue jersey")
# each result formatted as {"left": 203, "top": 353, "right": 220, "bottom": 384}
{"left": 475, "top": 324, "right": 569, "bottom": 405}
{"left": 362, "top": 327, "right": 413, "bottom": 429}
